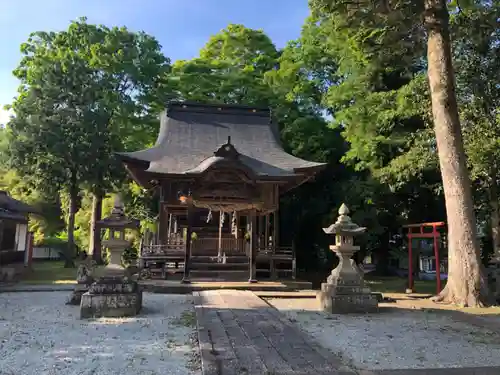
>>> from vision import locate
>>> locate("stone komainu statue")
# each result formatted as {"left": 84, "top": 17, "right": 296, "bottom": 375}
{"left": 76, "top": 259, "right": 96, "bottom": 283}
{"left": 66, "top": 258, "right": 97, "bottom": 305}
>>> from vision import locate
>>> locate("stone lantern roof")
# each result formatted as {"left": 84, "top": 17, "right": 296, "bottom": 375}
{"left": 322, "top": 204, "right": 366, "bottom": 235}
{"left": 97, "top": 196, "right": 139, "bottom": 230}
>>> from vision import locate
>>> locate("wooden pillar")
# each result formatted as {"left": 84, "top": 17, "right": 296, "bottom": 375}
{"left": 270, "top": 210, "right": 277, "bottom": 280}
{"left": 258, "top": 214, "right": 264, "bottom": 248}
{"left": 218, "top": 210, "right": 223, "bottom": 260}
{"left": 158, "top": 186, "right": 168, "bottom": 245}
{"left": 433, "top": 225, "right": 442, "bottom": 295}
{"left": 274, "top": 185, "right": 280, "bottom": 250}
{"left": 167, "top": 213, "right": 173, "bottom": 243}
{"left": 407, "top": 231, "right": 414, "bottom": 293}
{"left": 162, "top": 205, "right": 170, "bottom": 245}
{"left": 249, "top": 209, "right": 257, "bottom": 283}
{"left": 182, "top": 206, "right": 193, "bottom": 284}
{"left": 264, "top": 214, "right": 269, "bottom": 249}
{"left": 273, "top": 210, "right": 279, "bottom": 250}
{"left": 24, "top": 232, "right": 34, "bottom": 268}
{"left": 272, "top": 185, "right": 280, "bottom": 280}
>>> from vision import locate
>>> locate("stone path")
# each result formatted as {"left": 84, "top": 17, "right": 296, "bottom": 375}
{"left": 193, "top": 289, "right": 353, "bottom": 375}
{"left": 194, "top": 290, "right": 500, "bottom": 375}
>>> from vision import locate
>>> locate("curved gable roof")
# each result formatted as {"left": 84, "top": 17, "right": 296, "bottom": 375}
{"left": 118, "top": 102, "right": 326, "bottom": 178}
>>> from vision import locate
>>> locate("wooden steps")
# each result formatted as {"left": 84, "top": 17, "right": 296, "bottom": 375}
{"left": 189, "top": 269, "right": 249, "bottom": 280}
{"left": 190, "top": 254, "right": 249, "bottom": 281}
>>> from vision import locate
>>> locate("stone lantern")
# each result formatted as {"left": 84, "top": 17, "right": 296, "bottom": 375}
{"left": 317, "top": 203, "right": 378, "bottom": 313}
{"left": 80, "top": 196, "right": 142, "bottom": 319}
{"left": 99, "top": 198, "right": 139, "bottom": 275}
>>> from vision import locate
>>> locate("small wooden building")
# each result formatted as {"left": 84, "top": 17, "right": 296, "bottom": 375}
{"left": 0, "top": 191, "right": 36, "bottom": 265}
{"left": 118, "top": 102, "right": 326, "bottom": 281}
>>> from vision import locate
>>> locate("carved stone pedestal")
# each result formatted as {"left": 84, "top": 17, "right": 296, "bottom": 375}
{"left": 80, "top": 276, "right": 142, "bottom": 319}
{"left": 67, "top": 279, "right": 94, "bottom": 305}
{"left": 80, "top": 244, "right": 142, "bottom": 319}
{"left": 317, "top": 246, "right": 378, "bottom": 313}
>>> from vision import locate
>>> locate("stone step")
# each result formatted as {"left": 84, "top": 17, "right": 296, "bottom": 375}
{"left": 189, "top": 269, "right": 249, "bottom": 280}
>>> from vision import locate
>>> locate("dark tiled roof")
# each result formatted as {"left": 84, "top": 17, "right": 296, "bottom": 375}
{"left": 0, "top": 208, "right": 28, "bottom": 222}
{"left": 118, "top": 102, "right": 326, "bottom": 177}
{"left": 0, "top": 191, "right": 38, "bottom": 214}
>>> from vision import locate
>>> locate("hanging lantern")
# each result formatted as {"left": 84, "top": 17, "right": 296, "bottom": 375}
{"left": 177, "top": 189, "right": 192, "bottom": 204}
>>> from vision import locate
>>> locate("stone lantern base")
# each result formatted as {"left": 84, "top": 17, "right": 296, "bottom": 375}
{"left": 80, "top": 276, "right": 142, "bottom": 319}
{"left": 317, "top": 278, "right": 379, "bottom": 314}
{"left": 80, "top": 257, "right": 142, "bottom": 319}
{"left": 317, "top": 247, "right": 378, "bottom": 314}
{"left": 67, "top": 278, "right": 94, "bottom": 305}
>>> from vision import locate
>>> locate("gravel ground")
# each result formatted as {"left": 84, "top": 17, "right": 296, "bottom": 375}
{"left": 0, "top": 292, "right": 201, "bottom": 375}
{"left": 267, "top": 298, "right": 500, "bottom": 370}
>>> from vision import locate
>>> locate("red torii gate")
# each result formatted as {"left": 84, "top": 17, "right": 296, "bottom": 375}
{"left": 402, "top": 221, "right": 445, "bottom": 295}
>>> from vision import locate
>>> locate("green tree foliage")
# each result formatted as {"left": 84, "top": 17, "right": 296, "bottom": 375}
{"left": 453, "top": 2, "right": 500, "bottom": 260}
{"left": 308, "top": 0, "right": 493, "bottom": 306}
{"left": 7, "top": 70, "right": 91, "bottom": 265}
{"left": 454, "top": 2, "right": 500, "bottom": 182}
{"left": 271, "top": 8, "right": 444, "bottom": 275}
{"left": 6, "top": 18, "right": 170, "bottom": 265}
{"left": 170, "top": 24, "right": 278, "bottom": 106}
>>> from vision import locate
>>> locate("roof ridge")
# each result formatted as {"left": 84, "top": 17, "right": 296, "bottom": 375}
{"left": 167, "top": 101, "right": 270, "bottom": 118}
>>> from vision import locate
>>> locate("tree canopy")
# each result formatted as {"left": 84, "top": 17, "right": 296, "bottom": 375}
{"left": 2, "top": 3, "right": 499, "bottom": 305}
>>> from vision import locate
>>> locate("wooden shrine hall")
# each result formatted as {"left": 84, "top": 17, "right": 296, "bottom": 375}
{"left": 118, "top": 102, "right": 326, "bottom": 282}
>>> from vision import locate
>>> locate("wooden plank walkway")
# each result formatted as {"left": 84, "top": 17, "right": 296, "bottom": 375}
{"left": 194, "top": 289, "right": 354, "bottom": 375}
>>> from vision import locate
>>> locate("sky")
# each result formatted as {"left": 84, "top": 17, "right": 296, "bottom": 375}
{"left": 0, "top": 0, "right": 310, "bottom": 125}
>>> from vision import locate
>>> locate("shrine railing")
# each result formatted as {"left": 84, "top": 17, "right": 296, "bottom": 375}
{"left": 192, "top": 237, "right": 247, "bottom": 255}
{"left": 256, "top": 246, "right": 296, "bottom": 279}
{"left": 141, "top": 243, "right": 185, "bottom": 258}
{"left": 257, "top": 246, "right": 294, "bottom": 259}
{"left": 140, "top": 239, "right": 295, "bottom": 260}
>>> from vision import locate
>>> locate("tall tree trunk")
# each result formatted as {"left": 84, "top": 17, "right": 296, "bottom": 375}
{"left": 89, "top": 192, "right": 103, "bottom": 264}
{"left": 65, "top": 185, "right": 78, "bottom": 268}
{"left": 489, "top": 180, "right": 500, "bottom": 262}
{"left": 424, "top": 0, "right": 489, "bottom": 306}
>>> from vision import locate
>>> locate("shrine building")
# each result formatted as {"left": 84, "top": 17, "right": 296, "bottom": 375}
{"left": 117, "top": 102, "right": 326, "bottom": 282}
